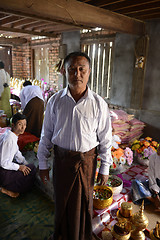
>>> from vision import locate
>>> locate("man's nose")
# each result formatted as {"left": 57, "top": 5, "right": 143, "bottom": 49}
{"left": 74, "top": 68, "right": 80, "bottom": 76}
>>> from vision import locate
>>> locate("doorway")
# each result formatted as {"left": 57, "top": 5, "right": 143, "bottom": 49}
{"left": 33, "top": 47, "right": 49, "bottom": 83}
{"left": 0, "top": 45, "right": 12, "bottom": 76}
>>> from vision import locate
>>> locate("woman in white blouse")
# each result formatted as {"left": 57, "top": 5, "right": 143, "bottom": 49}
{"left": 0, "top": 112, "right": 36, "bottom": 197}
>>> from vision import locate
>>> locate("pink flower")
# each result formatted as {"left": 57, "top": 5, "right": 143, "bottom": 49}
{"left": 124, "top": 147, "right": 133, "bottom": 158}
{"left": 148, "top": 147, "right": 154, "bottom": 155}
{"left": 143, "top": 148, "right": 149, "bottom": 158}
{"left": 126, "top": 156, "right": 133, "bottom": 165}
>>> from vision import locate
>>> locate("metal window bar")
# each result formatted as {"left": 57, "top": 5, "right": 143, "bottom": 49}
{"left": 82, "top": 42, "right": 113, "bottom": 99}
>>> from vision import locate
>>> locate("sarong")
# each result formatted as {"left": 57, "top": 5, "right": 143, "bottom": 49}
{"left": 53, "top": 145, "right": 97, "bottom": 240}
{"left": 23, "top": 97, "right": 44, "bottom": 138}
{"left": 0, "top": 164, "right": 36, "bottom": 193}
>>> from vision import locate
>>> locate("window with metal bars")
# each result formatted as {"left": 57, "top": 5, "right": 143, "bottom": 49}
{"left": 81, "top": 41, "right": 114, "bottom": 99}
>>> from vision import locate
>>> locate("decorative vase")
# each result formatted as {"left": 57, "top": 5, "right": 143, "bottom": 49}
{"left": 150, "top": 221, "right": 160, "bottom": 240}
{"left": 131, "top": 200, "right": 149, "bottom": 240}
{"left": 137, "top": 156, "right": 149, "bottom": 167}
{"left": 134, "top": 152, "right": 149, "bottom": 167}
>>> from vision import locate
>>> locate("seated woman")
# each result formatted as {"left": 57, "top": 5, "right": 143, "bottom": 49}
{"left": 0, "top": 112, "right": 36, "bottom": 198}
{"left": 131, "top": 145, "right": 160, "bottom": 212}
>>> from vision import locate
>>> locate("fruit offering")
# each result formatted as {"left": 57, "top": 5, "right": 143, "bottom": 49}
{"left": 93, "top": 187, "right": 112, "bottom": 200}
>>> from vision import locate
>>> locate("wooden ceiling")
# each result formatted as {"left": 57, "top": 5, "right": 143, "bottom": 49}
{"left": 0, "top": 0, "right": 159, "bottom": 41}
{"left": 78, "top": 0, "right": 160, "bottom": 21}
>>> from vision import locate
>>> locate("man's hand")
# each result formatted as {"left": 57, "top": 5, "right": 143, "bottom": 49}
{"left": 39, "top": 169, "right": 50, "bottom": 184}
{"left": 97, "top": 173, "right": 109, "bottom": 185}
{"left": 19, "top": 165, "right": 31, "bottom": 176}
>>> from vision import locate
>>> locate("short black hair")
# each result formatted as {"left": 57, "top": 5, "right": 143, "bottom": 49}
{"left": 23, "top": 81, "right": 32, "bottom": 87}
{"left": 12, "top": 112, "right": 26, "bottom": 125}
{"left": 64, "top": 51, "right": 91, "bottom": 68}
{"left": 0, "top": 61, "right": 4, "bottom": 69}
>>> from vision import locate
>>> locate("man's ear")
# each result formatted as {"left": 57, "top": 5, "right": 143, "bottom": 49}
{"left": 60, "top": 66, "right": 65, "bottom": 75}
{"left": 63, "top": 68, "right": 66, "bottom": 76}
{"left": 11, "top": 123, "right": 14, "bottom": 130}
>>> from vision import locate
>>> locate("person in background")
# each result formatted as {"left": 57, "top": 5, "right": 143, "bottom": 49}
{"left": 131, "top": 145, "right": 160, "bottom": 212}
{"left": 19, "top": 81, "right": 44, "bottom": 138}
{"left": 37, "top": 52, "right": 112, "bottom": 240}
{"left": 0, "top": 112, "right": 36, "bottom": 198}
{"left": 0, "top": 61, "right": 12, "bottom": 118}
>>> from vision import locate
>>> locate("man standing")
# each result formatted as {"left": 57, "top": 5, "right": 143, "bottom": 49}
{"left": 37, "top": 52, "right": 112, "bottom": 240}
{"left": 20, "top": 81, "right": 44, "bottom": 138}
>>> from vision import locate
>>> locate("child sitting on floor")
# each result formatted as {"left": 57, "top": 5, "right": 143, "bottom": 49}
{"left": 0, "top": 112, "right": 36, "bottom": 198}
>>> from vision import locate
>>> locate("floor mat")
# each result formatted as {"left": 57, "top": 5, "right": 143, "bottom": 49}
{"left": 0, "top": 186, "right": 54, "bottom": 240}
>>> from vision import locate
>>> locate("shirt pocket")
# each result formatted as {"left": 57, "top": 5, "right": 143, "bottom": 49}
{"left": 77, "top": 110, "right": 98, "bottom": 136}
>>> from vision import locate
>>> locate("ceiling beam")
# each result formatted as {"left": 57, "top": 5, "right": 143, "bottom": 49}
{"left": 116, "top": 1, "right": 160, "bottom": 14}
{"left": 0, "top": 0, "right": 145, "bottom": 35}
{"left": 0, "top": 15, "right": 21, "bottom": 25}
{"left": 102, "top": 0, "right": 159, "bottom": 10}
{"left": 0, "top": 26, "right": 58, "bottom": 38}
{"left": 83, "top": 0, "right": 128, "bottom": 8}
{"left": 12, "top": 18, "right": 39, "bottom": 27}
{"left": 0, "top": 30, "right": 29, "bottom": 38}
{"left": 41, "top": 24, "right": 81, "bottom": 32}
{"left": 22, "top": 21, "right": 49, "bottom": 30}
{"left": 0, "top": 36, "right": 27, "bottom": 45}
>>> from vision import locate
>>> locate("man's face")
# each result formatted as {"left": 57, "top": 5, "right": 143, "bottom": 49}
{"left": 12, "top": 119, "right": 26, "bottom": 136}
{"left": 65, "top": 56, "right": 91, "bottom": 91}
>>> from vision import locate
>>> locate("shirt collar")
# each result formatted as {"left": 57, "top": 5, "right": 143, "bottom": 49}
{"left": 60, "top": 86, "right": 68, "bottom": 98}
{"left": 60, "top": 85, "right": 94, "bottom": 100}
{"left": 10, "top": 130, "right": 18, "bottom": 141}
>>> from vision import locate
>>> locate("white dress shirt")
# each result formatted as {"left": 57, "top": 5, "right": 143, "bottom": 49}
{"left": 0, "top": 69, "right": 10, "bottom": 97}
{"left": 20, "top": 85, "right": 44, "bottom": 110}
{"left": 0, "top": 129, "right": 27, "bottom": 171}
{"left": 38, "top": 86, "right": 112, "bottom": 175}
{"left": 148, "top": 153, "right": 160, "bottom": 193}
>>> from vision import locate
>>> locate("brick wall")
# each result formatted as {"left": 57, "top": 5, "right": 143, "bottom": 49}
{"left": 12, "top": 43, "right": 32, "bottom": 79}
{"left": 12, "top": 35, "right": 61, "bottom": 89}
{"left": 48, "top": 37, "right": 61, "bottom": 90}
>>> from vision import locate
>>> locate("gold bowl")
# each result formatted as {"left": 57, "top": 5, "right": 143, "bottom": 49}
{"left": 111, "top": 225, "right": 131, "bottom": 240}
{"left": 93, "top": 185, "right": 113, "bottom": 210}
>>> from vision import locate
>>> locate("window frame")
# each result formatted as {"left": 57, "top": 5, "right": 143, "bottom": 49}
{"left": 81, "top": 34, "right": 115, "bottom": 99}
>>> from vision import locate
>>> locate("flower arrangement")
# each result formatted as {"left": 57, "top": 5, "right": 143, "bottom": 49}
{"left": 131, "top": 137, "right": 159, "bottom": 164}
{"left": 110, "top": 135, "right": 133, "bottom": 171}
{"left": 96, "top": 135, "right": 133, "bottom": 177}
